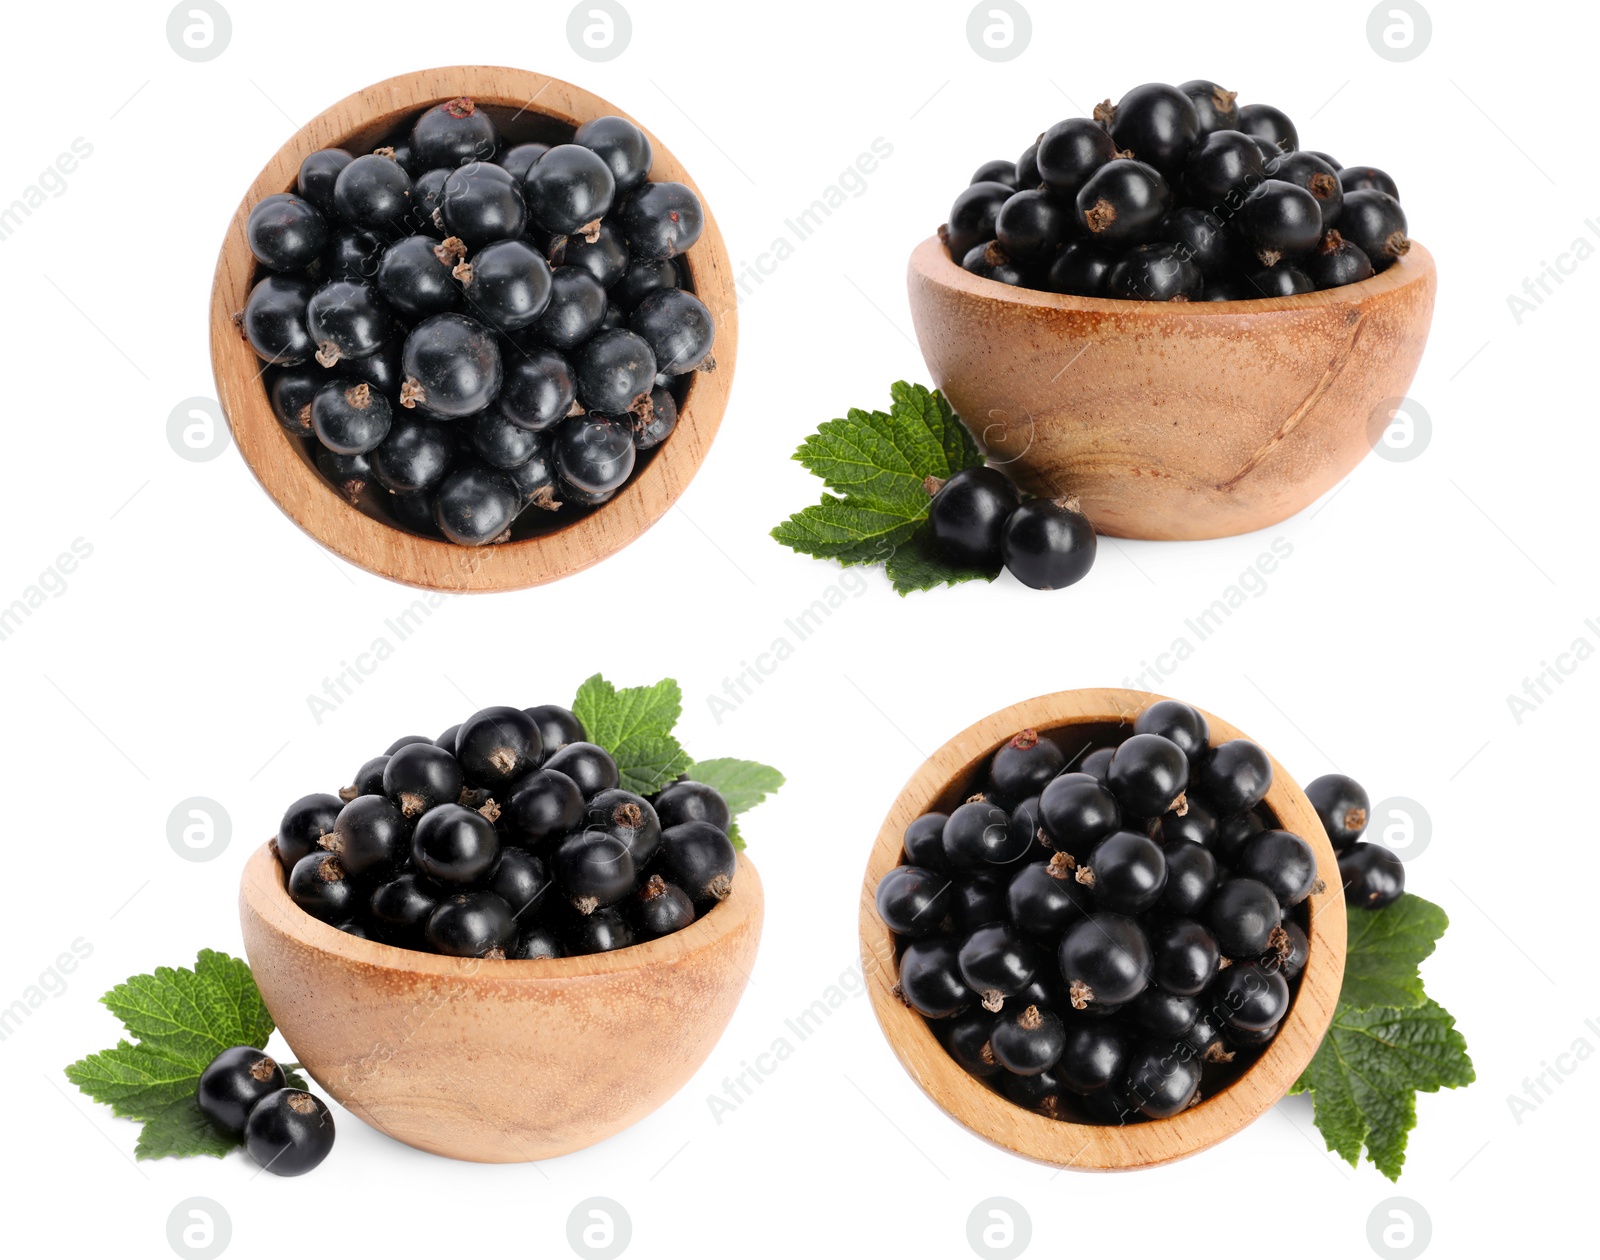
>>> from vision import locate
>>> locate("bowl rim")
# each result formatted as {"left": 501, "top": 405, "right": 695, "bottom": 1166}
{"left": 911, "top": 232, "right": 1434, "bottom": 314}
{"left": 210, "top": 64, "right": 739, "bottom": 593}
{"left": 242, "top": 839, "right": 762, "bottom": 980}
{"left": 858, "top": 686, "right": 1346, "bottom": 1171}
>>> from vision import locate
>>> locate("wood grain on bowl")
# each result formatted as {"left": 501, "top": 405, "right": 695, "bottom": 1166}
{"left": 907, "top": 236, "right": 1435, "bottom": 540}
{"left": 240, "top": 842, "right": 762, "bottom": 1162}
{"left": 211, "top": 65, "right": 738, "bottom": 592}
{"left": 859, "top": 687, "right": 1345, "bottom": 1171}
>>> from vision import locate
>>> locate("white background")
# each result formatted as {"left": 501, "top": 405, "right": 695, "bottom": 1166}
{"left": 1, "top": 1, "right": 1595, "bottom": 1257}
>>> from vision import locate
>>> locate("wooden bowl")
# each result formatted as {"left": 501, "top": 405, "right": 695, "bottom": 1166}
{"left": 210, "top": 66, "right": 738, "bottom": 592}
{"left": 239, "top": 842, "right": 762, "bottom": 1162}
{"left": 906, "top": 236, "right": 1435, "bottom": 540}
{"left": 859, "top": 687, "right": 1345, "bottom": 1170}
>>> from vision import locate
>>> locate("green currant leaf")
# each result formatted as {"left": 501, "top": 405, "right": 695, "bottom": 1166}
{"left": 1338, "top": 893, "right": 1449, "bottom": 1011}
{"left": 134, "top": 1096, "right": 236, "bottom": 1162}
{"left": 686, "top": 758, "right": 785, "bottom": 818}
{"left": 64, "top": 1041, "right": 204, "bottom": 1120}
{"left": 571, "top": 675, "right": 692, "bottom": 796}
{"left": 770, "top": 495, "right": 922, "bottom": 565}
{"left": 884, "top": 526, "right": 1000, "bottom": 596}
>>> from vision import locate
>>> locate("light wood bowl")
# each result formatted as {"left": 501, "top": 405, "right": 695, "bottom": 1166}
{"left": 859, "top": 687, "right": 1345, "bottom": 1170}
{"left": 239, "top": 842, "right": 762, "bottom": 1162}
{"left": 906, "top": 236, "right": 1435, "bottom": 540}
{"left": 210, "top": 66, "right": 738, "bottom": 592}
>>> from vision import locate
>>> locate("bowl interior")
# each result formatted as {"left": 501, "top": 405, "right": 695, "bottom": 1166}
{"left": 859, "top": 687, "right": 1345, "bottom": 1171}
{"left": 211, "top": 66, "right": 739, "bottom": 591}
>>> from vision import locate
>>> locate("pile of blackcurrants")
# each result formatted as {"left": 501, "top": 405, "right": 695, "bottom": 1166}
{"left": 878, "top": 700, "right": 1323, "bottom": 1123}
{"left": 1307, "top": 772, "right": 1406, "bottom": 909}
{"left": 941, "top": 80, "right": 1409, "bottom": 301}
{"left": 926, "top": 467, "right": 1096, "bottom": 591}
{"left": 198, "top": 1046, "right": 334, "bottom": 1176}
{"left": 273, "top": 703, "right": 738, "bottom": 958}
{"left": 241, "top": 97, "right": 715, "bottom": 544}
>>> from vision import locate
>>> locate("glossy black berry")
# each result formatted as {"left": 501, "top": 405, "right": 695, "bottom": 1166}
{"left": 897, "top": 938, "right": 969, "bottom": 1018}
{"left": 1305, "top": 773, "right": 1369, "bottom": 849}
{"left": 1243, "top": 262, "right": 1315, "bottom": 297}
{"left": 586, "top": 788, "right": 662, "bottom": 866}
{"left": 1267, "top": 151, "right": 1342, "bottom": 230}
{"left": 1305, "top": 229, "right": 1374, "bottom": 289}
{"left": 371, "top": 416, "right": 456, "bottom": 493}
{"left": 384, "top": 740, "right": 466, "bottom": 817}
{"left": 991, "top": 1004, "right": 1066, "bottom": 1075}
{"left": 1006, "top": 853, "right": 1091, "bottom": 938}
{"left": 573, "top": 328, "right": 656, "bottom": 414}
{"left": 1108, "top": 82, "right": 1200, "bottom": 176}
{"left": 1059, "top": 912, "right": 1151, "bottom": 1008}
{"left": 512, "top": 926, "right": 563, "bottom": 959}
{"left": 657, "top": 820, "right": 736, "bottom": 908}
{"left": 988, "top": 729, "right": 1064, "bottom": 805}
{"left": 630, "top": 874, "right": 695, "bottom": 939}
{"left": 324, "top": 226, "right": 386, "bottom": 280}
{"left": 1130, "top": 987, "right": 1200, "bottom": 1038}
{"left": 1338, "top": 189, "right": 1409, "bottom": 271}
{"left": 310, "top": 380, "right": 390, "bottom": 454}
{"left": 1122, "top": 1042, "right": 1200, "bottom": 1118}
{"left": 315, "top": 448, "right": 372, "bottom": 503}
{"left": 1036, "top": 117, "right": 1119, "bottom": 199}
{"left": 1238, "top": 829, "right": 1319, "bottom": 907}
{"left": 1001, "top": 498, "right": 1097, "bottom": 589}
{"left": 1178, "top": 79, "right": 1239, "bottom": 134}
{"left": 902, "top": 812, "right": 949, "bottom": 872}
{"left": 630, "top": 288, "right": 714, "bottom": 374}
{"left": 439, "top": 162, "right": 526, "bottom": 245}
{"left": 375, "top": 236, "right": 459, "bottom": 318}
{"left": 1182, "top": 129, "right": 1266, "bottom": 205}
{"left": 325, "top": 793, "right": 408, "bottom": 878}
{"left": 943, "top": 180, "right": 1013, "bottom": 259}
{"left": 277, "top": 793, "right": 343, "bottom": 868}
{"left": 544, "top": 742, "right": 620, "bottom": 798}
{"left": 1036, "top": 773, "right": 1119, "bottom": 855}
{"left": 503, "top": 768, "right": 586, "bottom": 844}
{"left": 305, "top": 280, "right": 391, "bottom": 369}
{"left": 1076, "top": 159, "right": 1172, "bottom": 246}
{"left": 927, "top": 466, "right": 1020, "bottom": 569}
{"left": 962, "top": 240, "right": 1030, "bottom": 286}
{"left": 400, "top": 313, "right": 502, "bottom": 418}
{"left": 523, "top": 704, "right": 584, "bottom": 755}
{"left": 426, "top": 891, "right": 515, "bottom": 957}
{"left": 562, "top": 908, "right": 635, "bottom": 954}
{"left": 245, "top": 1088, "right": 335, "bottom": 1176}
{"left": 297, "top": 148, "right": 353, "bottom": 216}
{"left": 631, "top": 385, "right": 677, "bottom": 450}
{"left": 1083, "top": 830, "right": 1167, "bottom": 915}
{"left": 345, "top": 340, "right": 404, "bottom": 401}
{"left": 1275, "top": 920, "right": 1309, "bottom": 980}
{"left": 523, "top": 266, "right": 606, "bottom": 349}
{"left": 942, "top": 1009, "right": 1002, "bottom": 1078}
{"left": 950, "top": 872, "right": 1007, "bottom": 933}
{"left": 550, "top": 414, "right": 634, "bottom": 499}
{"left": 1154, "top": 796, "right": 1216, "bottom": 849}
{"left": 618, "top": 181, "right": 703, "bottom": 259}
{"left": 1199, "top": 739, "right": 1273, "bottom": 815}
{"left": 410, "top": 97, "right": 498, "bottom": 168}
{"left": 1045, "top": 241, "right": 1116, "bottom": 296}
{"left": 555, "top": 829, "right": 636, "bottom": 912}
{"left": 1133, "top": 700, "right": 1209, "bottom": 761}
{"left": 497, "top": 142, "right": 550, "bottom": 183}
{"left": 433, "top": 462, "right": 519, "bottom": 545}
{"left": 876, "top": 865, "right": 955, "bottom": 938}
{"left": 344, "top": 755, "right": 389, "bottom": 801}
{"left": 498, "top": 345, "right": 576, "bottom": 431}
{"left": 1239, "top": 180, "right": 1322, "bottom": 265}
{"left": 456, "top": 240, "right": 551, "bottom": 332}
{"left": 248, "top": 194, "right": 327, "bottom": 272}
{"left": 1338, "top": 166, "right": 1399, "bottom": 200}
{"left": 957, "top": 922, "right": 1039, "bottom": 1010}
{"left": 972, "top": 158, "right": 1021, "bottom": 189}
{"left": 198, "top": 1046, "right": 286, "bottom": 1137}
{"left": 1158, "top": 206, "right": 1234, "bottom": 275}
{"left": 1206, "top": 877, "right": 1281, "bottom": 957}
{"left": 1339, "top": 841, "right": 1405, "bottom": 909}
{"left": 1151, "top": 918, "right": 1221, "bottom": 995}
{"left": 369, "top": 870, "right": 439, "bottom": 945}
{"left": 1212, "top": 960, "right": 1290, "bottom": 1031}
{"left": 1107, "top": 733, "right": 1188, "bottom": 817}
{"left": 943, "top": 798, "right": 1024, "bottom": 872}
{"left": 1212, "top": 808, "right": 1265, "bottom": 866}
{"left": 1158, "top": 840, "right": 1218, "bottom": 918}
{"left": 412, "top": 803, "right": 499, "bottom": 886}
{"left": 1108, "top": 242, "right": 1203, "bottom": 300}
{"left": 333, "top": 153, "right": 413, "bottom": 231}
{"left": 266, "top": 365, "right": 322, "bottom": 437}
{"left": 453, "top": 706, "right": 540, "bottom": 785}
{"left": 288, "top": 851, "right": 358, "bottom": 923}
{"left": 572, "top": 115, "right": 652, "bottom": 197}
{"left": 555, "top": 219, "right": 629, "bottom": 288}
{"left": 523, "top": 144, "right": 615, "bottom": 237}
{"left": 244, "top": 274, "right": 315, "bottom": 365}
{"left": 994, "top": 189, "right": 1071, "bottom": 263}
{"left": 1236, "top": 102, "right": 1298, "bottom": 154}
{"left": 1056, "top": 1022, "right": 1131, "bottom": 1095}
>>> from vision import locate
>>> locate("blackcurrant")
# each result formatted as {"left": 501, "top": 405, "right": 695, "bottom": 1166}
{"left": 384, "top": 740, "right": 466, "bottom": 817}
{"left": 896, "top": 938, "right": 969, "bottom": 1018}
{"left": 902, "top": 812, "right": 949, "bottom": 872}
{"left": 1082, "top": 830, "right": 1167, "bottom": 915}
{"left": 1242, "top": 262, "right": 1315, "bottom": 297}
{"left": 562, "top": 908, "right": 635, "bottom": 954}
{"left": 1212, "top": 808, "right": 1265, "bottom": 866}
{"left": 1178, "top": 79, "right": 1239, "bottom": 134}
{"left": 266, "top": 365, "right": 323, "bottom": 437}
{"left": 1200, "top": 740, "right": 1272, "bottom": 815}
{"left": 376, "top": 236, "right": 461, "bottom": 317}
{"left": 503, "top": 768, "right": 586, "bottom": 844}
{"left": 1108, "top": 242, "right": 1203, "bottom": 301}
{"left": 1338, "top": 166, "right": 1399, "bottom": 200}
{"left": 1238, "top": 180, "right": 1323, "bottom": 265}
{"left": 1338, "top": 189, "right": 1409, "bottom": 271}
{"left": 1045, "top": 241, "right": 1116, "bottom": 296}
{"left": 1006, "top": 853, "right": 1091, "bottom": 938}
{"left": 943, "top": 798, "right": 1024, "bottom": 872}
{"left": 1001, "top": 498, "right": 1096, "bottom": 589}
{"left": 1237, "top": 829, "right": 1319, "bottom": 907}
{"left": 1157, "top": 840, "right": 1218, "bottom": 918}
{"left": 927, "top": 466, "right": 1020, "bottom": 569}
{"left": 439, "top": 161, "right": 526, "bottom": 245}
{"left": 1076, "top": 159, "right": 1172, "bottom": 246}
{"left": 1182, "top": 129, "right": 1266, "bottom": 206}
{"left": 1150, "top": 918, "right": 1221, "bottom": 995}
{"left": 1176, "top": 1013, "right": 1231, "bottom": 1065}
{"left": 1134, "top": 700, "right": 1208, "bottom": 761}
{"left": 995, "top": 188, "right": 1072, "bottom": 263}
{"left": 1211, "top": 960, "right": 1290, "bottom": 1031}
{"left": 1305, "top": 773, "right": 1369, "bottom": 850}
{"left": 1038, "top": 772, "right": 1121, "bottom": 855}
{"left": 412, "top": 803, "right": 499, "bottom": 886}
{"left": 433, "top": 462, "right": 519, "bottom": 546}
{"left": 1339, "top": 842, "right": 1405, "bottom": 909}
{"left": 343, "top": 754, "right": 389, "bottom": 801}
{"left": 610, "top": 256, "right": 680, "bottom": 311}
{"left": 1109, "top": 82, "right": 1200, "bottom": 176}
{"left": 1037, "top": 117, "right": 1119, "bottom": 198}
{"left": 1206, "top": 878, "right": 1281, "bottom": 957}
{"left": 315, "top": 448, "right": 373, "bottom": 504}
{"left": 1056, "top": 1021, "right": 1132, "bottom": 1095}
{"left": 498, "top": 345, "right": 577, "bottom": 431}
{"left": 943, "top": 180, "right": 1013, "bottom": 260}
{"left": 630, "top": 385, "right": 677, "bottom": 450}
{"left": 657, "top": 820, "right": 736, "bottom": 908}
{"left": 1078, "top": 747, "right": 1114, "bottom": 783}
{"left": 962, "top": 240, "right": 1030, "bottom": 286}
{"left": 991, "top": 1004, "right": 1066, "bottom": 1075}
{"left": 1153, "top": 797, "right": 1216, "bottom": 849}
{"left": 455, "top": 706, "right": 542, "bottom": 786}
{"left": 245, "top": 1088, "right": 335, "bottom": 1176}
{"left": 573, "top": 115, "right": 653, "bottom": 196}
{"left": 553, "top": 413, "right": 636, "bottom": 498}
{"left": 1015, "top": 140, "right": 1041, "bottom": 188}
{"left": 1107, "top": 733, "right": 1188, "bottom": 816}
{"left": 1122, "top": 1043, "right": 1200, "bottom": 1118}
{"left": 950, "top": 872, "right": 1007, "bottom": 932}
{"left": 544, "top": 742, "right": 619, "bottom": 797}
{"left": 512, "top": 926, "right": 563, "bottom": 959}
{"left": 1002, "top": 1068, "right": 1069, "bottom": 1119}
{"left": 371, "top": 416, "right": 456, "bottom": 493}
{"left": 324, "top": 226, "right": 386, "bottom": 280}
{"left": 957, "top": 922, "right": 1039, "bottom": 1010}
{"left": 1274, "top": 920, "right": 1309, "bottom": 980}
{"left": 573, "top": 329, "right": 656, "bottom": 415}
{"left": 426, "top": 891, "right": 515, "bottom": 957}
{"left": 555, "top": 829, "right": 635, "bottom": 913}
{"left": 877, "top": 865, "right": 956, "bottom": 938}
{"left": 529, "top": 266, "right": 608, "bottom": 348}
{"left": 586, "top": 787, "right": 662, "bottom": 866}
{"left": 972, "top": 158, "right": 1021, "bottom": 189}
{"left": 1305, "top": 229, "right": 1374, "bottom": 289}
{"left": 630, "top": 288, "right": 714, "bottom": 374}
{"left": 198, "top": 1046, "right": 286, "bottom": 1136}
{"left": 497, "top": 142, "right": 550, "bottom": 184}
{"left": 243, "top": 274, "right": 315, "bottom": 365}
{"left": 988, "top": 728, "right": 1065, "bottom": 806}
{"left": 288, "top": 851, "right": 358, "bottom": 923}
{"left": 297, "top": 148, "right": 352, "bottom": 216}
{"left": 942, "top": 1009, "right": 1002, "bottom": 1078}
{"left": 277, "top": 793, "right": 343, "bottom": 868}
{"left": 410, "top": 97, "right": 498, "bottom": 169}
{"left": 1158, "top": 206, "right": 1234, "bottom": 276}
{"left": 325, "top": 793, "right": 408, "bottom": 878}
{"left": 333, "top": 153, "right": 413, "bottom": 231}
{"left": 248, "top": 194, "right": 327, "bottom": 272}
{"left": 1236, "top": 103, "right": 1299, "bottom": 154}
{"left": 311, "top": 380, "right": 391, "bottom": 454}
{"left": 630, "top": 874, "right": 696, "bottom": 939}
{"left": 524, "top": 144, "right": 615, "bottom": 236}
{"left": 524, "top": 703, "right": 585, "bottom": 754}
{"left": 556, "top": 220, "right": 630, "bottom": 288}
{"left": 458, "top": 240, "right": 553, "bottom": 332}
{"left": 1266, "top": 151, "right": 1342, "bottom": 230}
{"left": 369, "top": 870, "right": 440, "bottom": 946}
{"left": 400, "top": 313, "right": 502, "bottom": 418}
{"left": 1129, "top": 987, "right": 1199, "bottom": 1038}
{"left": 617, "top": 181, "right": 704, "bottom": 259}
{"left": 1059, "top": 912, "right": 1151, "bottom": 1008}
